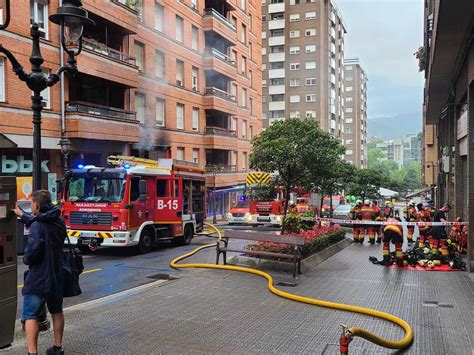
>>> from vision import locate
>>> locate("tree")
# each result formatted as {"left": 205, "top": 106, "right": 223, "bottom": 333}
{"left": 250, "top": 118, "right": 345, "bottom": 219}
{"left": 347, "top": 168, "right": 383, "bottom": 199}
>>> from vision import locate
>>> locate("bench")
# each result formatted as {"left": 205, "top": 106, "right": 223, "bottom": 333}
{"left": 216, "top": 230, "right": 306, "bottom": 277}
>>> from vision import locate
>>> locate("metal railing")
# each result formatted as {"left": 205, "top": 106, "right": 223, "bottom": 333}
{"left": 203, "top": 8, "right": 236, "bottom": 30}
{"left": 173, "top": 159, "right": 199, "bottom": 167}
{"left": 204, "top": 87, "right": 236, "bottom": 102}
{"left": 205, "top": 164, "right": 237, "bottom": 173}
{"left": 203, "top": 48, "right": 236, "bottom": 67}
{"left": 66, "top": 101, "right": 137, "bottom": 121}
{"left": 83, "top": 38, "right": 136, "bottom": 65}
{"left": 205, "top": 126, "right": 237, "bottom": 137}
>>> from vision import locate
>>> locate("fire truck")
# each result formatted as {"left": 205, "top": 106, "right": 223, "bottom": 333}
{"left": 61, "top": 156, "right": 206, "bottom": 254}
{"left": 248, "top": 199, "right": 283, "bottom": 226}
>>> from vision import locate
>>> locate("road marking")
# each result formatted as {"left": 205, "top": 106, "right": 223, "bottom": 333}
{"left": 17, "top": 268, "right": 102, "bottom": 289}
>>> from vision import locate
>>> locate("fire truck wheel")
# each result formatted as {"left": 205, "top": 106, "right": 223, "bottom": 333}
{"left": 78, "top": 245, "right": 90, "bottom": 254}
{"left": 137, "top": 231, "right": 153, "bottom": 254}
{"left": 176, "top": 224, "right": 194, "bottom": 246}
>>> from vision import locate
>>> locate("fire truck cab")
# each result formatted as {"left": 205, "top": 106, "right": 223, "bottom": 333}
{"left": 61, "top": 156, "right": 206, "bottom": 253}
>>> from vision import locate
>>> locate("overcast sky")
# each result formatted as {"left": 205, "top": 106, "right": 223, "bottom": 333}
{"left": 336, "top": 0, "right": 425, "bottom": 119}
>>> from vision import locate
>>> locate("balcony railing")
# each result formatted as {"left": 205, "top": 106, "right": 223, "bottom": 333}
{"left": 205, "top": 126, "right": 237, "bottom": 137}
{"left": 205, "top": 165, "right": 237, "bottom": 173}
{"left": 203, "top": 48, "right": 236, "bottom": 67}
{"left": 83, "top": 38, "right": 136, "bottom": 65}
{"left": 66, "top": 101, "right": 137, "bottom": 121}
{"left": 203, "top": 8, "right": 236, "bottom": 31}
{"left": 173, "top": 159, "right": 199, "bottom": 167}
{"left": 205, "top": 87, "right": 236, "bottom": 102}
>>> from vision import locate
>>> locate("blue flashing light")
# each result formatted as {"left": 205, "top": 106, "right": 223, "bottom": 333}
{"left": 123, "top": 163, "right": 131, "bottom": 169}
{"left": 77, "top": 164, "right": 84, "bottom": 169}
{"left": 239, "top": 195, "right": 246, "bottom": 201}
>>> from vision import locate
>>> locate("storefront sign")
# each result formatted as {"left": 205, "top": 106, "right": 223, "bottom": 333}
{"left": 1, "top": 155, "right": 50, "bottom": 174}
{"left": 16, "top": 177, "right": 33, "bottom": 200}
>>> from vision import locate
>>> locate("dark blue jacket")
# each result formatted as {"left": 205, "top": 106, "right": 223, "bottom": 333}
{"left": 21, "top": 205, "right": 66, "bottom": 296}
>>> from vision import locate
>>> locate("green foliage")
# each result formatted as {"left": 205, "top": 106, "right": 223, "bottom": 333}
{"left": 246, "top": 184, "right": 278, "bottom": 201}
{"left": 346, "top": 168, "right": 383, "bottom": 199}
{"left": 301, "top": 231, "right": 346, "bottom": 257}
{"left": 250, "top": 118, "right": 346, "bottom": 218}
{"left": 281, "top": 210, "right": 316, "bottom": 234}
{"left": 318, "top": 159, "right": 355, "bottom": 197}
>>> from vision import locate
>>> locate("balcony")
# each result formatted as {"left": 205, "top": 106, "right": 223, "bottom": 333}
{"left": 268, "top": 19, "right": 285, "bottom": 30}
{"left": 204, "top": 87, "right": 237, "bottom": 114}
{"left": 268, "top": 85, "right": 285, "bottom": 95}
{"left": 268, "top": 2, "right": 285, "bottom": 13}
{"left": 268, "top": 36, "right": 285, "bottom": 46}
{"left": 205, "top": 126, "right": 237, "bottom": 137}
{"left": 203, "top": 8, "right": 237, "bottom": 43}
{"left": 66, "top": 101, "right": 136, "bottom": 122}
{"left": 268, "top": 69, "right": 285, "bottom": 79}
{"left": 203, "top": 47, "right": 236, "bottom": 78}
{"left": 205, "top": 164, "right": 237, "bottom": 173}
{"left": 204, "top": 9, "right": 235, "bottom": 30}
{"left": 269, "top": 101, "right": 285, "bottom": 111}
{"left": 205, "top": 87, "right": 236, "bottom": 101}
{"left": 83, "top": 38, "right": 136, "bottom": 66}
{"left": 204, "top": 127, "right": 237, "bottom": 149}
{"left": 268, "top": 52, "right": 285, "bottom": 62}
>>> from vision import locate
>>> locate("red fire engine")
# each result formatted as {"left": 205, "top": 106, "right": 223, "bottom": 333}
{"left": 61, "top": 156, "right": 206, "bottom": 253}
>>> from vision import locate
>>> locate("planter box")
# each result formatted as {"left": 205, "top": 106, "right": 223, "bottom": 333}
{"left": 227, "top": 236, "right": 353, "bottom": 274}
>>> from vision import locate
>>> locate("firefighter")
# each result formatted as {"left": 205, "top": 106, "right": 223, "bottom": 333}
{"left": 416, "top": 203, "right": 431, "bottom": 249}
{"left": 431, "top": 203, "right": 451, "bottom": 261}
{"left": 350, "top": 200, "right": 363, "bottom": 243}
{"left": 383, "top": 201, "right": 394, "bottom": 219}
{"left": 403, "top": 200, "right": 417, "bottom": 244}
{"left": 382, "top": 217, "right": 404, "bottom": 266}
{"left": 448, "top": 217, "right": 464, "bottom": 254}
{"left": 372, "top": 200, "right": 383, "bottom": 243}
{"left": 358, "top": 199, "right": 376, "bottom": 244}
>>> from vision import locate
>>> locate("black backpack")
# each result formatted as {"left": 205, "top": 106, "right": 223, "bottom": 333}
{"left": 62, "top": 235, "right": 84, "bottom": 297}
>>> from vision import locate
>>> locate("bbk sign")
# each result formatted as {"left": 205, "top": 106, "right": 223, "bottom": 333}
{"left": 1, "top": 155, "right": 50, "bottom": 174}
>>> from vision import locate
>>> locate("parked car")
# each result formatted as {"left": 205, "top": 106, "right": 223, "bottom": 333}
{"left": 321, "top": 196, "right": 346, "bottom": 217}
{"left": 227, "top": 200, "right": 251, "bottom": 225}
{"left": 331, "top": 204, "right": 352, "bottom": 226}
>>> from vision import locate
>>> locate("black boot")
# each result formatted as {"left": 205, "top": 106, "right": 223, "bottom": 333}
{"left": 46, "top": 346, "right": 64, "bottom": 355}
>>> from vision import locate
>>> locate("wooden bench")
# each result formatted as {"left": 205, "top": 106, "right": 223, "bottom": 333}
{"left": 216, "top": 230, "right": 306, "bottom": 277}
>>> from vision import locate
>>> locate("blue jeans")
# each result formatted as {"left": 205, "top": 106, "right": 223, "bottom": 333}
{"left": 22, "top": 293, "right": 63, "bottom": 321}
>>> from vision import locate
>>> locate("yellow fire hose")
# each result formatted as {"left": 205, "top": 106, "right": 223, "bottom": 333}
{"left": 170, "top": 223, "right": 413, "bottom": 353}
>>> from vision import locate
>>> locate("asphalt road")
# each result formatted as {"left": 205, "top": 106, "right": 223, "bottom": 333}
{"left": 15, "top": 223, "right": 280, "bottom": 317}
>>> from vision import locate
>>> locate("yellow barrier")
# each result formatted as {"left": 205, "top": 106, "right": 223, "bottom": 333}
{"left": 170, "top": 224, "right": 413, "bottom": 352}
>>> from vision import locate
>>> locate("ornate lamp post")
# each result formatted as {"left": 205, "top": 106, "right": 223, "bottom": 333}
{"left": 0, "top": 0, "right": 94, "bottom": 190}
{"left": 58, "top": 138, "right": 72, "bottom": 172}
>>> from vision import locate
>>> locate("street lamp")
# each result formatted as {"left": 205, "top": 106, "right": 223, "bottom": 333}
{"left": 211, "top": 165, "right": 220, "bottom": 224}
{"left": 59, "top": 138, "right": 72, "bottom": 172}
{"left": 0, "top": 0, "right": 94, "bottom": 190}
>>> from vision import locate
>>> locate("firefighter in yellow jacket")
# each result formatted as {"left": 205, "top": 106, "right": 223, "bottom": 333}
{"left": 350, "top": 200, "right": 363, "bottom": 243}
{"left": 403, "top": 200, "right": 417, "bottom": 244}
{"left": 382, "top": 217, "right": 404, "bottom": 266}
{"left": 358, "top": 199, "right": 376, "bottom": 244}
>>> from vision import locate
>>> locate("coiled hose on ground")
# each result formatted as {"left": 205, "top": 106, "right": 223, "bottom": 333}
{"left": 170, "top": 223, "right": 413, "bottom": 353}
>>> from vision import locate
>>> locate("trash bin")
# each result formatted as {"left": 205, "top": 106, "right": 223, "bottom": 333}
{"left": 0, "top": 176, "right": 17, "bottom": 349}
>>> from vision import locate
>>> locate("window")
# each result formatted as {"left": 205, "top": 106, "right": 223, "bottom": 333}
{"left": 176, "top": 103, "right": 184, "bottom": 129}
{"left": 290, "top": 78, "right": 300, "bottom": 87}
{"left": 135, "top": 93, "right": 146, "bottom": 124}
{"left": 241, "top": 0, "right": 246, "bottom": 10}
{"left": 0, "top": 59, "right": 4, "bottom": 102}
{"left": 270, "top": 78, "right": 284, "bottom": 85}
{"left": 290, "top": 0, "right": 300, "bottom": 5}
{"left": 290, "top": 95, "right": 300, "bottom": 103}
{"left": 346, "top": 86, "right": 353, "bottom": 92}
{"left": 192, "top": 107, "right": 199, "bottom": 131}
{"left": 346, "top": 65, "right": 353, "bottom": 70}
{"left": 176, "top": 147, "right": 185, "bottom": 161}
{"left": 346, "top": 149, "right": 353, "bottom": 155}
{"left": 249, "top": 42, "right": 252, "bottom": 59}
{"left": 346, "top": 107, "right": 353, "bottom": 113}
{"left": 242, "top": 120, "right": 247, "bottom": 139}
{"left": 249, "top": 125, "right": 253, "bottom": 138}
{"left": 290, "top": 46, "right": 300, "bottom": 54}
{"left": 345, "top": 139, "right": 353, "bottom": 144}
{"left": 345, "top": 75, "right": 353, "bottom": 81}
{"left": 230, "top": 83, "right": 237, "bottom": 98}
{"left": 271, "top": 29, "right": 284, "bottom": 37}
{"left": 271, "top": 46, "right": 284, "bottom": 53}
{"left": 345, "top": 96, "right": 353, "bottom": 102}
{"left": 249, "top": 14, "right": 252, "bottom": 31}
{"left": 156, "top": 179, "right": 167, "bottom": 197}
{"left": 305, "top": 28, "right": 316, "bottom": 36}
{"left": 270, "top": 61, "right": 284, "bottom": 69}
{"left": 249, "top": 70, "right": 253, "bottom": 87}
{"left": 345, "top": 118, "right": 353, "bottom": 124}
{"left": 306, "top": 0, "right": 316, "bottom": 3}
{"left": 30, "top": 0, "right": 48, "bottom": 38}
{"left": 305, "top": 77, "right": 316, "bottom": 86}
{"left": 262, "top": 80, "right": 267, "bottom": 87}
{"left": 134, "top": 41, "right": 145, "bottom": 72}
{"left": 191, "top": 0, "right": 198, "bottom": 9}
{"left": 242, "top": 152, "right": 248, "bottom": 170}
{"left": 241, "top": 88, "right": 247, "bottom": 108}
{"left": 155, "top": 3, "right": 164, "bottom": 32}
{"left": 289, "top": 30, "right": 300, "bottom": 38}
{"left": 231, "top": 151, "right": 237, "bottom": 167}
{"left": 306, "top": 94, "right": 316, "bottom": 102}
{"left": 192, "top": 149, "right": 199, "bottom": 164}
{"left": 176, "top": 60, "right": 184, "bottom": 86}
{"left": 155, "top": 50, "right": 164, "bottom": 78}
{"left": 241, "top": 56, "right": 247, "bottom": 76}
{"left": 289, "top": 13, "right": 300, "bottom": 22}
{"left": 192, "top": 67, "right": 198, "bottom": 91}
{"left": 271, "top": 94, "right": 284, "bottom": 101}
{"left": 175, "top": 16, "right": 184, "bottom": 43}
{"left": 191, "top": 26, "right": 199, "bottom": 50}
{"left": 262, "top": 31, "right": 267, "bottom": 39}
{"left": 156, "top": 98, "right": 165, "bottom": 126}
{"left": 290, "top": 110, "right": 301, "bottom": 118}
{"left": 305, "top": 11, "right": 316, "bottom": 20}
{"left": 270, "top": 110, "right": 285, "bottom": 118}
{"left": 305, "top": 61, "right": 316, "bottom": 69}
{"left": 271, "top": 12, "right": 284, "bottom": 20}
{"left": 305, "top": 44, "right": 316, "bottom": 53}
{"left": 345, "top": 128, "right": 352, "bottom": 134}
{"left": 241, "top": 24, "right": 247, "bottom": 43}
{"left": 231, "top": 117, "right": 237, "bottom": 132}
{"left": 290, "top": 63, "right": 300, "bottom": 70}
{"left": 249, "top": 97, "right": 253, "bottom": 115}
{"left": 305, "top": 110, "right": 316, "bottom": 118}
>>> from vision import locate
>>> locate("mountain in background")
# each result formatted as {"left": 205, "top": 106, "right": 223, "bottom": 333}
{"left": 367, "top": 112, "right": 422, "bottom": 140}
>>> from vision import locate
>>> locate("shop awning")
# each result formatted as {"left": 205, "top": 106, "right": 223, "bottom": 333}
{"left": 379, "top": 187, "right": 399, "bottom": 198}
{"left": 406, "top": 186, "right": 434, "bottom": 199}
{"left": 1, "top": 134, "right": 61, "bottom": 150}
{"left": 0, "top": 133, "right": 17, "bottom": 148}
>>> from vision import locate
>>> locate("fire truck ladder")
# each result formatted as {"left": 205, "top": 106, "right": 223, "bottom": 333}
{"left": 107, "top": 155, "right": 169, "bottom": 171}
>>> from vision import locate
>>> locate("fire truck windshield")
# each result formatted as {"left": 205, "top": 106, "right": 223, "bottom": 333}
{"left": 67, "top": 174, "right": 126, "bottom": 203}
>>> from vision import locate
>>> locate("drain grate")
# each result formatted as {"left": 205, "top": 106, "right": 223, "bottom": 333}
{"left": 276, "top": 281, "right": 298, "bottom": 287}
{"left": 146, "top": 273, "right": 177, "bottom": 281}
{"left": 438, "top": 303, "right": 454, "bottom": 308}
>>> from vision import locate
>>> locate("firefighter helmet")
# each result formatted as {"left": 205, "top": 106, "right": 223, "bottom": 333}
{"left": 364, "top": 199, "right": 370, "bottom": 205}
{"left": 409, "top": 200, "right": 415, "bottom": 207}
{"left": 356, "top": 199, "right": 363, "bottom": 206}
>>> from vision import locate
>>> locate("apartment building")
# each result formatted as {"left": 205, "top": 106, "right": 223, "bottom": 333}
{"left": 0, "top": 0, "right": 261, "bottom": 216}
{"left": 261, "top": 0, "right": 346, "bottom": 138}
{"left": 423, "top": 0, "right": 474, "bottom": 270}
{"left": 342, "top": 58, "right": 367, "bottom": 168}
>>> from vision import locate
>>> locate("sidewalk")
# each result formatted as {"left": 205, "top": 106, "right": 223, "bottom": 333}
{"left": 3, "top": 237, "right": 474, "bottom": 354}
